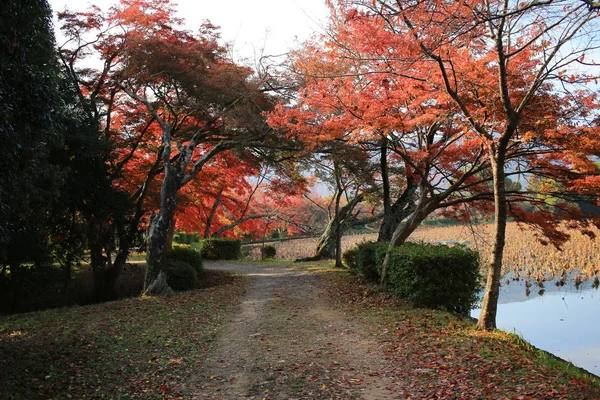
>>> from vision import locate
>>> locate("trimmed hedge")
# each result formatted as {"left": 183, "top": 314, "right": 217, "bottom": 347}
{"left": 166, "top": 260, "right": 197, "bottom": 291}
{"left": 260, "top": 245, "right": 277, "bottom": 259}
{"left": 356, "top": 241, "right": 389, "bottom": 282}
{"left": 387, "top": 243, "right": 480, "bottom": 314}
{"left": 165, "top": 247, "right": 203, "bottom": 275}
{"left": 200, "top": 238, "right": 241, "bottom": 260}
{"left": 173, "top": 232, "right": 199, "bottom": 245}
{"left": 353, "top": 241, "right": 480, "bottom": 314}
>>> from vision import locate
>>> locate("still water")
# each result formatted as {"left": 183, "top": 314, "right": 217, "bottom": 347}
{"left": 471, "top": 272, "right": 600, "bottom": 376}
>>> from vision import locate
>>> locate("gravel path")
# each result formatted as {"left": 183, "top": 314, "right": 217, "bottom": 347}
{"left": 191, "top": 261, "right": 398, "bottom": 399}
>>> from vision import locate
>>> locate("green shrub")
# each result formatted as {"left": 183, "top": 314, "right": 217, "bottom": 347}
{"left": 240, "top": 246, "right": 253, "bottom": 258}
{"left": 173, "top": 232, "right": 185, "bottom": 244}
{"left": 356, "top": 241, "right": 389, "bottom": 282}
{"left": 342, "top": 247, "right": 360, "bottom": 270}
{"left": 386, "top": 243, "right": 480, "bottom": 314}
{"left": 200, "top": 238, "right": 241, "bottom": 260}
{"left": 261, "top": 245, "right": 277, "bottom": 259}
{"left": 173, "top": 232, "right": 199, "bottom": 244}
{"left": 166, "top": 260, "right": 197, "bottom": 291}
{"left": 165, "top": 247, "right": 203, "bottom": 275}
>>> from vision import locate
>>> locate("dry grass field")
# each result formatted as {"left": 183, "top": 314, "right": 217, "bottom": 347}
{"left": 246, "top": 222, "right": 599, "bottom": 282}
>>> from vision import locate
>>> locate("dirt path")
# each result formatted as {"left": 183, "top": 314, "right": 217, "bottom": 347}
{"left": 191, "top": 261, "right": 398, "bottom": 399}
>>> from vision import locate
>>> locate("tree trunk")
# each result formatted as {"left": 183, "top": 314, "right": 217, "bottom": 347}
{"left": 377, "top": 179, "right": 418, "bottom": 242}
{"left": 314, "top": 218, "right": 338, "bottom": 259}
{"left": 379, "top": 140, "right": 392, "bottom": 241}
{"left": 333, "top": 166, "right": 344, "bottom": 268}
{"left": 143, "top": 166, "right": 178, "bottom": 296}
{"left": 165, "top": 218, "right": 175, "bottom": 252}
{"left": 88, "top": 223, "right": 113, "bottom": 300}
{"left": 61, "top": 254, "right": 73, "bottom": 307}
{"left": 92, "top": 265, "right": 122, "bottom": 301}
{"left": 477, "top": 153, "right": 508, "bottom": 330}
{"left": 204, "top": 188, "right": 222, "bottom": 238}
{"left": 88, "top": 220, "right": 130, "bottom": 301}
{"left": 9, "top": 264, "right": 21, "bottom": 312}
{"left": 380, "top": 190, "right": 437, "bottom": 285}
{"left": 334, "top": 215, "right": 344, "bottom": 268}
{"left": 300, "top": 194, "right": 364, "bottom": 261}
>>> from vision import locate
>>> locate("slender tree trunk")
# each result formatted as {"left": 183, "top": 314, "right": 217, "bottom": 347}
{"left": 300, "top": 194, "right": 364, "bottom": 261}
{"left": 204, "top": 188, "right": 223, "bottom": 238}
{"left": 88, "top": 222, "right": 113, "bottom": 300}
{"left": 88, "top": 220, "right": 132, "bottom": 301}
{"left": 477, "top": 153, "right": 508, "bottom": 330}
{"left": 334, "top": 192, "right": 344, "bottom": 268}
{"left": 61, "top": 254, "right": 73, "bottom": 307}
{"left": 380, "top": 190, "right": 437, "bottom": 285}
{"left": 9, "top": 264, "right": 21, "bottom": 312}
{"left": 143, "top": 166, "right": 179, "bottom": 296}
{"left": 379, "top": 140, "right": 391, "bottom": 240}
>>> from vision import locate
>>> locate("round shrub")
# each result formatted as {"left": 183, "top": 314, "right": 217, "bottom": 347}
{"left": 342, "top": 247, "right": 359, "bottom": 270}
{"left": 261, "top": 245, "right": 277, "bottom": 259}
{"left": 165, "top": 247, "right": 203, "bottom": 275}
{"left": 200, "top": 238, "right": 241, "bottom": 260}
{"left": 166, "top": 260, "right": 197, "bottom": 291}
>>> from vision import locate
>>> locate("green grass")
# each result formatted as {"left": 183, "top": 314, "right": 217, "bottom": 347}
{"left": 0, "top": 270, "right": 249, "bottom": 399}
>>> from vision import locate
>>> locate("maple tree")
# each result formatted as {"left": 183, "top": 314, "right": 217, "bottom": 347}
{"left": 268, "top": 15, "right": 498, "bottom": 271}
{"left": 57, "top": 0, "right": 284, "bottom": 296}
{"left": 321, "top": 0, "right": 600, "bottom": 329}
{"left": 58, "top": 6, "right": 165, "bottom": 299}
{"left": 176, "top": 160, "right": 309, "bottom": 240}
{"left": 107, "top": 0, "right": 281, "bottom": 294}
{"left": 271, "top": 0, "right": 600, "bottom": 330}
{"left": 294, "top": 143, "right": 381, "bottom": 264}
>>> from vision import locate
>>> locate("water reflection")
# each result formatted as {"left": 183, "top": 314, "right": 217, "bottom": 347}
{"left": 471, "top": 271, "right": 600, "bottom": 376}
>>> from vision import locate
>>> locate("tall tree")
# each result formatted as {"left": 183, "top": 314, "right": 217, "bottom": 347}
{"left": 0, "top": 0, "right": 63, "bottom": 269}
{"left": 100, "top": 0, "right": 275, "bottom": 294}
{"left": 268, "top": 25, "right": 496, "bottom": 276}
{"left": 273, "top": 0, "right": 600, "bottom": 331}
{"left": 328, "top": 0, "right": 600, "bottom": 329}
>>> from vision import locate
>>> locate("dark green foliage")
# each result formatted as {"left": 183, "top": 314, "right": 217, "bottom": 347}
{"left": 200, "top": 238, "right": 241, "bottom": 260}
{"left": 166, "top": 247, "right": 203, "bottom": 275}
{"left": 386, "top": 243, "right": 481, "bottom": 314}
{"left": 166, "top": 260, "right": 197, "bottom": 291}
{"left": 240, "top": 246, "right": 253, "bottom": 258}
{"left": 174, "top": 232, "right": 199, "bottom": 245}
{"left": 0, "top": 0, "right": 63, "bottom": 262}
{"left": 353, "top": 242, "right": 480, "bottom": 314}
{"left": 260, "top": 245, "right": 277, "bottom": 259}
{"left": 356, "top": 241, "right": 389, "bottom": 282}
{"left": 342, "top": 247, "right": 360, "bottom": 270}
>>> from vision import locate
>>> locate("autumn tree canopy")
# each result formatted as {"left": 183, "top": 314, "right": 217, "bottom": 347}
{"left": 269, "top": 0, "right": 600, "bottom": 329}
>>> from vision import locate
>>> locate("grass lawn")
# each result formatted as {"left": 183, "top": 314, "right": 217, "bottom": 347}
{"left": 0, "top": 270, "right": 249, "bottom": 399}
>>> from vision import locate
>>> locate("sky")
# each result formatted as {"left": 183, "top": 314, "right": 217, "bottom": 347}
{"left": 48, "top": 0, "right": 330, "bottom": 64}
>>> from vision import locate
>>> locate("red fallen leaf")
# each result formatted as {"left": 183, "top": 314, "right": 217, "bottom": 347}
{"left": 260, "top": 335, "right": 265, "bottom": 341}
{"left": 159, "top": 384, "right": 168, "bottom": 394}
{"left": 368, "top": 372, "right": 380, "bottom": 376}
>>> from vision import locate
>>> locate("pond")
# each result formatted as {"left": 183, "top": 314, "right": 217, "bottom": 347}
{"left": 471, "top": 272, "right": 600, "bottom": 377}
